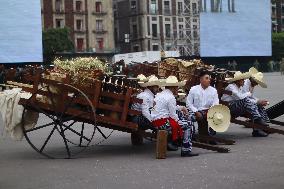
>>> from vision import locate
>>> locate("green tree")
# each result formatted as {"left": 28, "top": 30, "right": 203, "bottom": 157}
{"left": 43, "top": 27, "right": 74, "bottom": 64}
{"left": 272, "top": 32, "right": 284, "bottom": 60}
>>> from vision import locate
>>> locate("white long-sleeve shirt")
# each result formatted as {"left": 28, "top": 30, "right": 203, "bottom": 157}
{"left": 151, "top": 89, "right": 179, "bottom": 122}
{"left": 221, "top": 83, "right": 252, "bottom": 102}
{"left": 186, "top": 84, "right": 219, "bottom": 113}
{"left": 131, "top": 89, "right": 154, "bottom": 121}
{"left": 242, "top": 79, "right": 258, "bottom": 103}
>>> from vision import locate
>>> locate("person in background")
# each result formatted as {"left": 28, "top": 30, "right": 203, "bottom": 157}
{"left": 222, "top": 71, "right": 269, "bottom": 137}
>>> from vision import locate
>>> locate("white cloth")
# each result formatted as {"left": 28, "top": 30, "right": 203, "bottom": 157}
{"left": 186, "top": 85, "right": 219, "bottom": 113}
{"left": 132, "top": 89, "right": 155, "bottom": 121}
{"left": 242, "top": 79, "right": 258, "bottom": 103}
{"left": 221, "top": 83, "right": 252, "bottom": 102}
{"left": 0, "top": 88, "right": 38, "bottom": 140}
{"left": 151, "top": 89, "right": 179, "bottom": 122}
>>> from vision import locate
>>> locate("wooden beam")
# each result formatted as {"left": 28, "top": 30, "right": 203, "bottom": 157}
{"left": 156, "top": 130, "right": 167, "bottom": 159}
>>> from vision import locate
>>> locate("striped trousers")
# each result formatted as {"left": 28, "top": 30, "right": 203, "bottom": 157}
{"left": 229, "top": 97, "right": 270, "bottom": 123}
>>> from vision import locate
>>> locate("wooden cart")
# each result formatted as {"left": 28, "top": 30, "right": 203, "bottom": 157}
{"left": 11, "top": 70, "right": 229, "bottom": 159}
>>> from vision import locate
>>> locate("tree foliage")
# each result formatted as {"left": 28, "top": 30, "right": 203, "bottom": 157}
{"left": 43, "top": 27, "right": 74, "bottom": 63}
{"left": 272, "top": 32, "right": 284, "bottom": 60}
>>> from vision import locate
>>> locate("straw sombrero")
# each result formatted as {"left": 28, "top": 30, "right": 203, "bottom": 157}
{"left": 160, "top": 76, "right": 186, "bottom": 87}
{"left": 226, "top": 71, "right": 251, "bottom": 83}
{"left": 207, "top": 105, "right": 231, "bottom": 133}
{"left": 139, "top": 75, "right": 161, "bottom": 87}
{"left": 137, "top": 74, "right": 148, "bottom": 83}
{"left": 249, "top": 67, "right": 267, "bottom": 88}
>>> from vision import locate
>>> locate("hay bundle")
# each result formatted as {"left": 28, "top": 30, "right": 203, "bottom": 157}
{"left": 158, "top": 58, "right": 179, "bottom": 78}
{"left": 53, "top": 57, "right": 108, "bottom": 87}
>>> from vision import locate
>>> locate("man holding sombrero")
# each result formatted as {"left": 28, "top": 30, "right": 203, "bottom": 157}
{"left": 186, "top": 71, "right": 220, "bottom": 139}
{"left": 221, "top": 71, "right": 269, "bottom": 137}
{"left": 151, "top": 76, "right": 198, "bottom": 157}
{"left": 131, "top": 74, "right": 160, "bottom": 130}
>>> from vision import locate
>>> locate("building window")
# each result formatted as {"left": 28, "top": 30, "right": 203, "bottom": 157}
{"left": 76, "top": 19, "right": 83, "bottom": 30}
{"left": 131, "top": 1, "right": 137, "bottom": 10}
{"left": 96, "top": 20, "right": 103, "bottom": 31}
{"left": 55, "top": 0, "right": 63, "bottom": 12}
{"left": 132, "top": 24, "right": 138, "bottom": 39}
{"left": 75, "top": 1, "right": 82, "bottom": 11}
{"left": 152, "top": 16, "right": 157, "bottom": 21}
{"left": 178, "top": 17, "right": 183, "bottom": 22}
{"left": 152, "top": 24, "right": 158, "bottom": 37}
{"left": 77, "top": 38, "right": 84, "bottom": 51}
{"left": 133, "top": 45, "right": 139, "bottom": 52}
{"left": 165, "top": 24, "right": 171, "bottom": 38}
{"left": 192, "top": 3, "right": 197, "bottom": 14}
{"left": 96, "top": 38, "right": 104, "bottom": 50}
{"left": 150, "top": 0, "right": 158, "bottom": 14}
{"left": 152, "top": 44, "right": 159, "bottom": 51}
{"left": 177, "top": 2, "right": 183, "bottom": 15}
{"left": 178, "top": 25, "right": 184, "bottom": 39}
{"left": 164, "top": 1, "right": 171, "bottom": 15}
{"left": 96, "top": 2, "right": 102, "bottom": 12}
{"left": 55, "top": 19, "right": 64, "bottom": 28}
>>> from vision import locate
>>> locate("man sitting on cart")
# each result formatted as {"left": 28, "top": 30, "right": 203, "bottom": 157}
{"left": 131, "top": 74, "right": 160, "bottom": 130}
{"left": 151, "top": 76, "right": 199, "bottom": 157}
{"left": 186, "top": 71, "right": 220, "bottom": 138}
{"left": 221, "top": 71, "right": 269, "bottom": 137}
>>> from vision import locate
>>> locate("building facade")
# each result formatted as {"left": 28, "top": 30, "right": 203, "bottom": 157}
{"left": 114, "top": 0, "right": 201, "bottom": 56}
{"left": 272, "top": 0, "right": 284, "bottom": 32}
{"left": 41, "top": 0, "right": 115, "bottom": 52}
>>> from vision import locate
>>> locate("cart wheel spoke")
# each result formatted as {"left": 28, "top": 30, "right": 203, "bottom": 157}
{"left": 39, "top": 126, "right": 57, "bottom": 153}
{"left": 62, "top": 123, "right": 91, "bottom": 142}
{"left": 79, "top": 123, "right": 85, "bottom": 146}
{"left": 62, "top": 120, "right": 77, "bottom": 132}
{"left": 57, "top": 124, "right": 71, "bottom": 158}
{"left": 96, "top": 127, "right": 108, "bottom": 139}
{"left": 25, "top": 122, "right": 55, "bottom": 133}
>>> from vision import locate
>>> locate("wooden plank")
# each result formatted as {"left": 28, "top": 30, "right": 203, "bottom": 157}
{"left": 232, "top": 119, "right": 284, "bottom": 135}
{"left": 156, "top": 130, "right": 167, "bottom": 159}
{"left": 196, "top": 135, "right": 235, "bottom": 145}
{"left": 92, "top": 80, "right": 102, "bottom": 108}
{"left": 270, "top": 120, "right": 284, "bottom": 127}
{"left": 192, "top": 142, "right": 230, "bottom": 153}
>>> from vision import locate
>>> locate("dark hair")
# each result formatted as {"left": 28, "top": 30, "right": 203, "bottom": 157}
{"left": 199, "top": 71, "right": 210, "bottom": 78}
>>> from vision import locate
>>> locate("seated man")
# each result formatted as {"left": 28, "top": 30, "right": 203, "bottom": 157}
{"left": 151, "top": 76, "right": 198, "bottom": 157}
{"left": 131, "top": 75, "right": 160, "bottom": 130}
{"left": 221, "top": 71, "right": 269, "bottom": 137}
{"left": 186, "top": 71, "right": 219, "bottom": 137}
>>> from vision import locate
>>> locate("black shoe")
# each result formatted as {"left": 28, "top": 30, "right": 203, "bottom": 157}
{"left": 252, "top": 130, "right": 268, "bottom": 137}
{"left": 254, "top": 118, "right": 269, "bottom": 126}
{"left": 209, "top": 141, "right": 218, "bottom": 145}
{"left": 209, "top": 128, "right": 217, "bottom": 136}
{"left": 181, "top": 151, "right": 199, "bottom": 157}
{"left": 167, "top": 142, "right": 179, "bottom": 151}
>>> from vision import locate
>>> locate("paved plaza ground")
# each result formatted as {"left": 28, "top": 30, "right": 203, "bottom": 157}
{"left": 0, "top": 73, "right": 284, "bottom": 189}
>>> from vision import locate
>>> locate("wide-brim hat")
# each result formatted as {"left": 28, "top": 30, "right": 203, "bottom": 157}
{"left": 249, "top": 67, "right": 267, "bottom": 88}
{"left": 137, "top": 74, "right": 148, "bottom": 83}
{"left": 226, "top": 71, "right": 251, "bottom": 83}
{"left": 139, "top": 75, "right": 161, "bottom": 87}
{"left": 207, "top": 105, "right": 231, "bottom": 133}
{"left": 160, "top": 76, "right": 186, "bottom": 87}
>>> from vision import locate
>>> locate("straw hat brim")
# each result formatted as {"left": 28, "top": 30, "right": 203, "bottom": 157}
{"left": 207, "top": 105, "right": 231, "bottom": 133}
{"left": 226, "top": 72, "right": 251, "bottom": 83}
{"left": 160, "top": 81, "right": 186, "bottom": 87}
{"left": 251, "top": 77, "right": 267, "bottom": 88}
{"left": 139, "top": 81, "right": 161, "bottom": 87}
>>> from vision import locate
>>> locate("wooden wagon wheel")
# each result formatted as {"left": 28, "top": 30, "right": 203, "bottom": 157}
{"left": 21, "top": 82, "right": 96, "bottom": 159}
